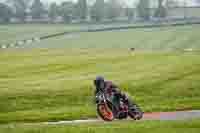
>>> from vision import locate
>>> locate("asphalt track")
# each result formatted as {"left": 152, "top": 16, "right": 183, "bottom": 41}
{"left": 41, "top": 110, "right": 200, "bottom": 125}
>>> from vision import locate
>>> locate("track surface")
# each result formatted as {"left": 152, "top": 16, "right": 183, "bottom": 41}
{"left": 41, "top": 110, "right": 200, "bottom": 125}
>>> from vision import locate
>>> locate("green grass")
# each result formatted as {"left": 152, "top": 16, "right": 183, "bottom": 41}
{"left": 0, "top": 48, "right": 200, "bottom": 123}
{"left": 0, "top": 24, "right": 200, "bottom": 123}
{"left": 0, "top": 119, "right": 200, "bottom": 133}
{"left": 19, "top": 24, "right": 200, "bottom": 50}
{"left": 1, "top": 24, "right": 200, "bottom": 51}
{"left": 0, "top": 24, "right": 82, "bottom": 45}
{"left": 0, "top": 23, "right": 152, "bottom": 46}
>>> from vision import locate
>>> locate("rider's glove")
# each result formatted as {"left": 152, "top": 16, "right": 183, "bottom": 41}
{"left": 95, "top": 96, "right": 99, "bottom": 104}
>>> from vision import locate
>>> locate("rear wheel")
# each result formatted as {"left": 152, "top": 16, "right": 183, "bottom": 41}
{"left": 128, "top": 104, "right": 143, "bottom": 120}
{"left": 97, "top": 103, "right": 114, "bottom": 121}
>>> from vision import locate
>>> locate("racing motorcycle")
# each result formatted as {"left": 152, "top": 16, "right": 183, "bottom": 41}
{"left": 95, "top": 88, "right": 143, "bottom": 121}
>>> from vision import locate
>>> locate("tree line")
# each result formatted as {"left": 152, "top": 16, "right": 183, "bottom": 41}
{"left": 0, "top": 0, "right": 180, "bottom": 23}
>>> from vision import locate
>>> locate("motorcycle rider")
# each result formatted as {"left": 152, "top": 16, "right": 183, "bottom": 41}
{"left": 94, "top": 76, "right": 143, "bottom": 120}
{"left": 94, "top": 76, "right": 140, "bottom": 118}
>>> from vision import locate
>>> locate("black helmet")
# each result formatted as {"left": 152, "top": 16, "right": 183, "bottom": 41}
{"left": 94, "top": 76, "right": 105, "bottom": 89}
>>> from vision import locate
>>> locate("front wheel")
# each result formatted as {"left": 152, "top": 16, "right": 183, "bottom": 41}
{"left": 97, "top": 103, "right": 114, "bottom": 121}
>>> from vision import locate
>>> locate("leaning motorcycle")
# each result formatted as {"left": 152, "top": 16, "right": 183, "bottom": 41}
{"left": 95, "top": 88, "right": 143, "bottom": 121}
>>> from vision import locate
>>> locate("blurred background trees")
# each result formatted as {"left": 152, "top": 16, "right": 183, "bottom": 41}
{"left": 0, "top": 0, "right": 199, "bottom": 23}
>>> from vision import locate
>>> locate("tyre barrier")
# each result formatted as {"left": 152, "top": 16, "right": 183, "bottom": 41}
{"left": 0, "top": 37, "right": 41, "bottom": 49}
{"left": 1, "top": 45, "right": 6, "bottom": 49}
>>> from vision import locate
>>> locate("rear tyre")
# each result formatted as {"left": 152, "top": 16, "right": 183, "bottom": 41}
{"left": 128, "top": 104, "right": 143, "bottom": 120}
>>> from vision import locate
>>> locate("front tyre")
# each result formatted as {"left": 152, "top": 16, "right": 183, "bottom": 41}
{"left": 97, "top": 103, "right": 114, "bottom": 121}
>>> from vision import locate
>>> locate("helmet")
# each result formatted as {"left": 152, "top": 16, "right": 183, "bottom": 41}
{"left": 94, "top": 76, "right": 105, "bottom": 89}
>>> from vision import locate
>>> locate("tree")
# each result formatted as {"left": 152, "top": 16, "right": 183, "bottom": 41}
{"left": 166, "top": 0, "right": 180, "bottom": 7}
{"left": 137, "top": 0, "right": 150, "bottom": 20}
{"left": 77, "top": 0, "right": 88, "bottom": 20}
{"left": 154, "top": 0, "right": 167, "bottom": 18}
{"left": 60, "top": 1, "right": 75, "bottom": 23}
{"left": 7, "top": 0, "right": 30, "bottom": 21}
{"left": 105, "top": 0, "right": 121, "bottom": 20}
{"left": 90, "top": 0, "right": 105, "bottom": 22}
{"left": 48, "top": 2, "right": 59, "bottom": 21}
{"left": 31, "top": 0, "right": 45, "bottom": 19}
{"left": 0, "top": 3, "right": 13, "bottom": 23}
{"left": 126, "top": 8, "right": 134, "bottom": 21}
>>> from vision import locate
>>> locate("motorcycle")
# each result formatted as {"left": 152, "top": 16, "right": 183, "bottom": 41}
{"left": 95, "top": 88, "right": 143, "bottom": 121}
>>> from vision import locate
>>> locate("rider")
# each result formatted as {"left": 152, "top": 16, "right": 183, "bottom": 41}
{"left": 94, "top": 76, "right": 129, "bottom": 111}
{"left": 94, "top": 76, "right": 143, "bottom": 119}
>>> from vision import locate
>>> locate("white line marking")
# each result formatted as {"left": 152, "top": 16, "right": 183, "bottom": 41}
{"left": 37, "top": 110, "right": 200, "bottom": 125}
